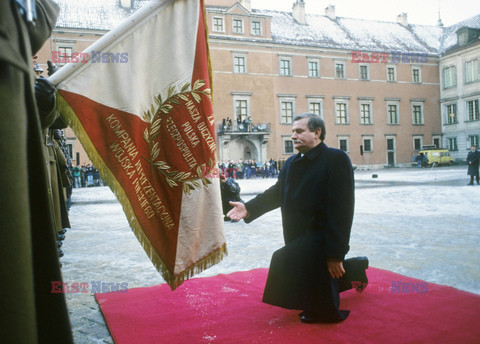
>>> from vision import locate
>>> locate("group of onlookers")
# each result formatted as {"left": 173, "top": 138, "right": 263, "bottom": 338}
{"left": 71, "top": 163, "right": 104, "bottom": 188}
{"left": 218, "top": 158, "right": 283, "bottom": 179}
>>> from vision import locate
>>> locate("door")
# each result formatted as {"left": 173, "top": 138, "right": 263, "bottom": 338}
{"left": 386, "top": 137, "right": 396, "bottom": 166}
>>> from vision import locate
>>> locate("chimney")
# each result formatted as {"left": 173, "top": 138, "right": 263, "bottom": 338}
{"left": 239, "top": 0, "right": 251, "bottom": 12}
{"left": 292, "top": 0, "right": 306, "bottom": 25}
{"left": 325, "top": 5, "right": 336, "bottom": 20}
{"left": 396, "top": 12, "right": 408, "bottom": 26}
{"left": 120, "top": 0, "right": 132, "bottom": 9}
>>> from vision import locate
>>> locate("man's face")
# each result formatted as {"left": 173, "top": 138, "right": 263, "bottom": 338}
{"left": 472, "top": 146, "right": 477, "bottom": 152}
{"left": 291, "top": 117, "right": 321, "bottom": 153}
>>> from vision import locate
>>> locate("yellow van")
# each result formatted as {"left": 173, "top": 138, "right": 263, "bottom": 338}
{"left": 419, "top": 149, "right": 454, "bottom": 166}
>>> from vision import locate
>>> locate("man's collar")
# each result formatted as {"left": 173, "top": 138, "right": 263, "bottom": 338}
{"left": 295, "top": 142, "right": 326, "bottom": 161}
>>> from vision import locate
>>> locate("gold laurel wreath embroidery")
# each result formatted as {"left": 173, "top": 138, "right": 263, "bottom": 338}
{"left": 142, "top": 80, "right": 215, "bottom": 195}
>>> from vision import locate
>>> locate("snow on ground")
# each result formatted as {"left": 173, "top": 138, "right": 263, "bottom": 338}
{"left": 65, "top": 165, "right": 480, "bottom": 294}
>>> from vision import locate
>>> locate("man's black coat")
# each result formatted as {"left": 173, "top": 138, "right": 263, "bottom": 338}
{"left": 245, "top": 142, "right": 354, "bottom": 321}
{"left": 467, "top": 150, "right": 480, "bottom": 176}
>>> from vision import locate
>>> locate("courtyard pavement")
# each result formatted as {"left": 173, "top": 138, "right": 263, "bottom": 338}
{"left": 59, "top": 165, "right": 480, "bottom": 343}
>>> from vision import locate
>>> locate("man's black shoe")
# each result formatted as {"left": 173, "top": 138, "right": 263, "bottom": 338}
{"left": 299, "top": 311, "right": 322, "bottom": 324}
{"left": 339, "top": 256, "right": 369, "bottom": 292}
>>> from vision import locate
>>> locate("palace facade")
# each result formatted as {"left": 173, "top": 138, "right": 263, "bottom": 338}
{"left": 36, "top": 0, "right": 480, "bottom": 168}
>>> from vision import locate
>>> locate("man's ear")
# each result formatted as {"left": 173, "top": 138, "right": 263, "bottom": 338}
{"left": 315, "top": 128, "right": 322, "bottom": 139}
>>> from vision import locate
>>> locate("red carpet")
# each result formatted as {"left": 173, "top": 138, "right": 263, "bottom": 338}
{"left": 95, "top": 268, "right": 480, "bottom": 344}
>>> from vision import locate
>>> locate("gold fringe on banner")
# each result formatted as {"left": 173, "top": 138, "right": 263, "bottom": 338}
{"left": 56, "top": 93, "right": 227, "bottom": 290}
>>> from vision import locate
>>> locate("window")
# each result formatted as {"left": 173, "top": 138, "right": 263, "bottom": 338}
{"left": 467, "top": 99, "right": 479, "bottom": 121}
{"left": 465, "top": 59, "right": 479, "bottom": 83}
{"left": 279, "top": 57, "right": 292, "bottom": 76}
{"left": 458, "top": 30, "right": 468, "bottom": 46}
{"left": 446, "top": 104, "right": 457, "bottom": 124}
{"left": 387, "top": 104, "right": 399, "bottom": 124}
{"left": 233, "top": 55, "right": 246, "bottom": 73}
{"left": 413, "top": 136, "right": 423, "bottom": 150}
{"left": 359, "top": 64, "right": 369, "bottom": 80}
{"left": 338, "top": 137, "right": 349, "bottom": 152}
{"left": 387, "top": 65, "right": 396, "bottom": 82}
{"left": 387, "top": 137, "right": 395, "bottom": 151}
{"left": 307, "top": 96, "right": 323, "bottom": 118}
{"left": 412, "top": 104, "right": 423, "bottom": 125}
{"left": 251, "top": 21, "right": 262, "bottom": 35}
{"left": 469, "top": 135, "right": 479, "bottom": 148}
{"left": 57, "top": 46, "right": 73, "bottom": 65}
{"left": 212, "top": 17, "right": 224, "bottom": 32}
{"left": 335, "top": 102, "right": 348, "bottom": 124}
{"left": 363, "top": 137, "right": 373, "bottom": 153}
{"left": 412, "top": 67, "right": 421, "bottom": 83}
{"left": 279, "top": 98, "right": 295, "bottom": 124}
{"left": 283, "top": 137, "right": 294, "bottom": 154}
{"left": 235, "top": 99, "right": 248, "bottom": 122}
{"left": 433, "top": 136, "right": 441, "bottom": 148}
{"left": 308, "top": 59, "right": 320, "bottom": 77}
{"left": 308, "top": 100, "right": 322, "bottom": 117}
{"left": 448, "top": 137, "right": 458, "bottom": 151}
{"left": 232, "top": 19, "right": 244, "bottom": 34}
{"left": 443, "top": 65, "right": 457, "bottom": 88}
{"left": 335, "top": 62, "right": 345, "bottom": 79}
{"left": 360, "top": 103, "right": 372, "bottom": 124}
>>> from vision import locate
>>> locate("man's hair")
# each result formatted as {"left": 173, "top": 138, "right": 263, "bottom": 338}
{"left": 293, "top": 112, "right": 326, "bottom": 141}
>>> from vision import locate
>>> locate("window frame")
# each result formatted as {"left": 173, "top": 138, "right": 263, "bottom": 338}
{"left": 387, "top": 64, "right": 397, "bottom": 82}
{"left": 251, "top": 20, "right": 262, "bottom": 36}
{"left": 279, "top": 57, "right": 292, "bottom": 76}
{"left": 335, "top": 61, "right": 346, "bottom": 79}
{"left": 362, "top": 136, "right": 373, "bottom": 153}
{"left": 448, "top": 137, "right": 458, "bottom": 151}
{"left": 387, "top": 102, "right": 400, "bottom": 125}
{"left": 465, "top": 59, "right": 479, "bottom": 84}
{"left": 412, "top": 66, "right": 422, "bottom": 83}
{"left": 338, "top": 136, "right": 350, "bottom": 152}
{"left": 443, "top": 65, "right": 457, "bottom": 89}
{"left": 307, "top": 98, "right": 323, "bottom": 118}
{"left": 282, "top": 136, "right": 295, "bottom": 154}
{"left": 445, "top": 103, "right": 458, "bottom": 124}
{"left": 232, "top": 18, "right": 244, "bottom": 34}
{"left": 212, "top": 16, "right": 225, "bottom": 32}
{"left": 466, "top": 99, "right": 480, "bottom": 121}
{"left": 308, "top": 58, "right": 320, "bottom": 78}
{"left": 335, "top": 101, "right": 349, "bottom": 125}
{"left": 279, "top": 96, "right": 296, "bottom": 124}
{"left": 233, "top": 53, "right": 247, "bottom": 74}
{"left": 413, "top": 136, "right": 423, "bottom": 151}
{"left": 411, "top": 103, "right": 424, "bottom": 125}
{"left": 359, "top": 102, "right": 373, "bottom": 125}
{"left": 359, "top": 64, "right": 369, "bottom": 80}
{"left": 469, "top": 135, "right": 479, "bottom": 148}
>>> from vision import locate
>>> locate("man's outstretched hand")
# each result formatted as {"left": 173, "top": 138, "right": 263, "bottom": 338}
{"left": 226, "top": 201, "right": 248, "bottom": 222}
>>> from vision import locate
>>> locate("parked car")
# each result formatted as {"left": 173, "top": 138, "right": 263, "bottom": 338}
{"left": 419, "top": 149, "right": 454, "bottom": 166}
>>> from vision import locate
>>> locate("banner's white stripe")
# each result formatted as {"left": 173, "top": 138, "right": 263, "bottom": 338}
{"left": 175, "top": 180, "right": 225, "bottom": 275}
{"left": 51, "top": 0, "right": 199, "bottom": 118}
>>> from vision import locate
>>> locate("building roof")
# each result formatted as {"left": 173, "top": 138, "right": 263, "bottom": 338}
{"left": 54, "top": 0, "right": 151, "bottom": 31}
{"left": 52, "top": 0, "right": 480, "bottom": 55}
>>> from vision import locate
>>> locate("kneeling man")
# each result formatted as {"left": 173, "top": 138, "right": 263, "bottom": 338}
{"left": 228, "top": 112, "right": 368, "bottom": 323}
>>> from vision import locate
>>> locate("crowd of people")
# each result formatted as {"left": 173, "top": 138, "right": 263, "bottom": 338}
{"left": 220, "top": 116, "right": 269, "bottom": 133}
{"left": 218, "top": 158, "right": 283, "bottom": 179}
{"left": 71, "top": 163, "right": 104, "bottom": 188}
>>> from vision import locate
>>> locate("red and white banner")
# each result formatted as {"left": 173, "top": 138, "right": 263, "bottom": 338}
{"left": 50, "top": 0, "right": 226, "bottom": 290}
